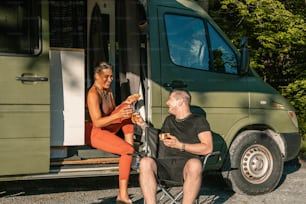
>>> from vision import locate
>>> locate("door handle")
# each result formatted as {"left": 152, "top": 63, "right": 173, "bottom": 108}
{"left": 16, "top": 76, "right": 48, "bottom": 82}
{"left": 163, "top": 80, "right": 187, "bottom": 89}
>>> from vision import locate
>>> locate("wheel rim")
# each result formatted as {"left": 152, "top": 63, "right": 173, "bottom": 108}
{"left": 240, "top": 144, "right": 273, "bottom": 184}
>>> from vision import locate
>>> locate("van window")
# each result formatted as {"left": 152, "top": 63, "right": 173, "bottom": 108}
{"left": 165, "top": 14, "right": 209, "bottom": 70}
{"left": 208, "top": 23, "right": 238, "bottom": 74}
{"left": 0, "top": 0, "right": 41, "bottom": 56}
{"left": 49, "top": 1, "right": 85, "bottom": 48}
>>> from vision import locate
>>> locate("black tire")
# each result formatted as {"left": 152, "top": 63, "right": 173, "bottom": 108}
{"left": 222, "top": 130, "right": 284, "bottom": 195}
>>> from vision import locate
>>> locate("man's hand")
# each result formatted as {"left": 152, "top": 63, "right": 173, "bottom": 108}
{"left": 162, "top": 135, "right": 181, "bottom": 149}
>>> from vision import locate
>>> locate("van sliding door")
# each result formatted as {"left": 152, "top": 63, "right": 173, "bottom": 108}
{"left": 0, "top": 0, "right": 50, "bottom": 176}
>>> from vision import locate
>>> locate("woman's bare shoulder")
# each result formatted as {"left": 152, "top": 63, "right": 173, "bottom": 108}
{"left": 87, "top": 86, "right": 99, "bottom": 101}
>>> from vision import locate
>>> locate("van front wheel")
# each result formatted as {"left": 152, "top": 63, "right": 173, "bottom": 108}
{"left": 222, "top": 130, "right": 283, "bottom": 195}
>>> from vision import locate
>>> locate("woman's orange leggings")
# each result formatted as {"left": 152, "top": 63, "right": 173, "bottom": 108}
{"left": 86, "top": 104, "right": 134, "bottom": 180}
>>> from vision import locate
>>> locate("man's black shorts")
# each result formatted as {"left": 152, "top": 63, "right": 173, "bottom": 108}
{"left": 156, "top": 157, "right": 201, "bottom": 182}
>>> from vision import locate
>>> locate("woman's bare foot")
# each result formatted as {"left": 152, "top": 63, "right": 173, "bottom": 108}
{"left": 116, "top": 196, "right": 132, "bottom": 204}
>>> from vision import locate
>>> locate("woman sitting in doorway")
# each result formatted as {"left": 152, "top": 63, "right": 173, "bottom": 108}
{"left": 87, "top": 61, "right": 140, "bottom": 204}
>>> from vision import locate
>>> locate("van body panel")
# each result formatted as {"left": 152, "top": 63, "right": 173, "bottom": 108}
{"left": 0, "top": 0, "right": 50, "bottom": 176}
{"left": 249, "top": 109, "right": 298, "bottom": 133}
{"left": 0, "top": 56, "right": 50, "bottom": 104}
{"left": 0, "top": 137, "right": 49, "bottom": 175}
{"left": 50, "top": 49, "right": 85, "bottom": 146}
{"left": 247, "top": 76, "right": 299, "bottom": 133}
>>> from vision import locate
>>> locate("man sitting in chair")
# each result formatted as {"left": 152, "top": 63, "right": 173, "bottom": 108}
{"left": 138, "top": 89, "right": 213, "bottom": 204}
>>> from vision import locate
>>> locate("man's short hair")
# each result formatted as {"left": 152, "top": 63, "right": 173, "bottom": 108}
{"left": 170, "top": 89, "right": 191, "bottom": 105}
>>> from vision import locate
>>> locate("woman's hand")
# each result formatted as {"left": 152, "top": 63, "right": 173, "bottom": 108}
{"left": 116, "top": 104, "right": 133, "bottom": 119}
{"left": 131, "top": 112, "right": 144, "bottom": 125}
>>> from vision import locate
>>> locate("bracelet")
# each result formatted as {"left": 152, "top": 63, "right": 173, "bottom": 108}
{"left": 180, "top": 143, "right": 185, "bottom": 152}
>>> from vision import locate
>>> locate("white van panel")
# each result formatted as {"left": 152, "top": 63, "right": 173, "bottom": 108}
{"left": 50, "top": 49, "right": 85, "bottom": 146}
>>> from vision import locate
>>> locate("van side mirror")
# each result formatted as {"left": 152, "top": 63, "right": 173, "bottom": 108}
{"left": 239, "top": 36, "right": 250, "bottom": 75}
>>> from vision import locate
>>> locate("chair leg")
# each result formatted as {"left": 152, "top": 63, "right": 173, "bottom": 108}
{"left": 153, "top": 186, "right": 201, "bottom": 204}
{"left": 195, "top": 197, "right": 199, "bottom": 204}
{"left": 160, "top": 187, "right": 179, "bottom": 204}
{"left": 171, "top": 191, "right": 183, "bottom": 204}
{"left": 157, "top": 185, "right": 182, "bottom": 204}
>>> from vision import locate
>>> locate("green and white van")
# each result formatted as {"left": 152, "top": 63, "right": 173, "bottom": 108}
{"left": 0, "top": 0, "right": 300, "bottom": 195}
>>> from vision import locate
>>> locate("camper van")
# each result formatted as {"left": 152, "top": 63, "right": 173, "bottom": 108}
{"left": 0, "top": 0, "right": 300, "bottom": 195}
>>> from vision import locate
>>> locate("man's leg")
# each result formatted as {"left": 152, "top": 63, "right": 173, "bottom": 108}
{"left": 139, "top": 157, "right": 158, "bottom": 204}
{"left": 182, "top": 158, "right": 202, "bottom": 204}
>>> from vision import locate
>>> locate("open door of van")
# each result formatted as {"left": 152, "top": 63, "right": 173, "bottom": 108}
{"left": 0, "top": 0, "right": 50, "bottom": 176}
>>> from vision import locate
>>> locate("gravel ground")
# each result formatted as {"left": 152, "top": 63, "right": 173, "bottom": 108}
{"left": 0, "top": 159, "right": 305, "bottom": 204}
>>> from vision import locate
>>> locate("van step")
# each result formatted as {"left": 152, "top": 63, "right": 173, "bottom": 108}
{"left": 18, "top": 166, "right": 121, "bottom": 180}
{"left": 50, "top": 157, "right": 119, "bottom": 166}
{"left": 76, "top": 149, "right": 118, "bottom": 158}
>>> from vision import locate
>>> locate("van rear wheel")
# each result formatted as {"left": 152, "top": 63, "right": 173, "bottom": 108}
{"left": 222, "top": 130, "right": 283, "bottom": 195}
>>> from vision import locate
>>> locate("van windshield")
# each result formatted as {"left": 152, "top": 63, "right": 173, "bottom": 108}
{"left": 165, "top": 14, "right": 209, "bottom": 70}
{"left": 164, "top": 14, "right": 238, "bottom": 75}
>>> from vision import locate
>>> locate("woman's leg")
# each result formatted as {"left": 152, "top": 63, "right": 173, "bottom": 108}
{"left": 122, "top": 123, "right": 134, "bottom": 145}
{"left": 119, "top": 120, "right": 135, "bottom": 202}
{"left": 91, "top": 128, "right": 134, "bottom": 202}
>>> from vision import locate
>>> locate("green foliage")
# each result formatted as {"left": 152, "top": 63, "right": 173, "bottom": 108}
{"left": 282, "top": 80, "right": 306, "bottom": 144}
{"left": 211, "top": 0, "right": 306, "bottom": 85}
{"left": 209, "top": 0, "right": 306, "bottom": 154}
{"left": 280, "top": 0, "right": 306, "bottom": 18}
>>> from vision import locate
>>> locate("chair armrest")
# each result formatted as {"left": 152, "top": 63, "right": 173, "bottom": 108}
{"left": 201, "top": 151, "right": 221, "bottom": 172}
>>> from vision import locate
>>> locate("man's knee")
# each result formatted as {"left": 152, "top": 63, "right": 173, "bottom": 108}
{"left": 184, "top": 158, "right": 202, "bottom": 176}
{"left": 139, "top": 157, "right": 156, "bottom": 172}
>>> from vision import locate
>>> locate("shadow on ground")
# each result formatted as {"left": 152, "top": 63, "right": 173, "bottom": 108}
{"left": 0, "top": 158, "right": 303, "bottom": 204}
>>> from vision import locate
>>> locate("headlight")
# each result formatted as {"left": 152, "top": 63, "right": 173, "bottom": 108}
{"left": 288, "top": 111, "right": 299, "bottom": 128}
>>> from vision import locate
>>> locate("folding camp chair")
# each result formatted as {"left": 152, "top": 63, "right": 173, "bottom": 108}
{"left": 155, "top": 151, "right": 220, "bottom": 204}
{"left": 137, "top": 126, "right": 221, "bottom": 204}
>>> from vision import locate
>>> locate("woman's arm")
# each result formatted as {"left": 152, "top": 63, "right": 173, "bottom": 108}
{"left": 87, "top": 88, "right": 132, "bottom": 128}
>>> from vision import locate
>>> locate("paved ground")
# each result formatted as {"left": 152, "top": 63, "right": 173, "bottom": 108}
{"left": 0, "top": 159, "right": 305, "bottom": 204}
